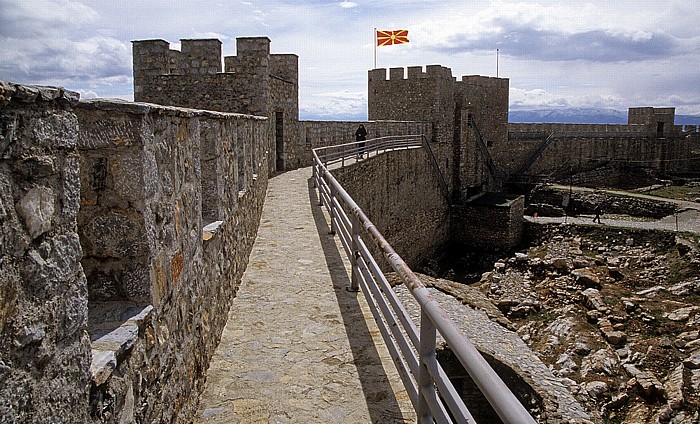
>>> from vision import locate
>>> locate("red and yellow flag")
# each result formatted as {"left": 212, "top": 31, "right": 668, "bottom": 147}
{"left": 376, "top": 30, "right": 409, "bottom": 46}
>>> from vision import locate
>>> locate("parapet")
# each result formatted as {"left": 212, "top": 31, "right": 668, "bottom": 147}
{"left": 223, "top": 37, "right": 272, "bottom": 73}
{"left": 237, "top": 37, "right": 271, "bottom": 54}
{"left": 180, "top": 39, "right": 222, "bottom": 74}
{"left": 132, "top": 38, "right": 222, "bottom": 76}
{"left": 369, "top": 65, "right": 454, "bottom": 82}
{"left": 459, "top": 75, "right": 509, "bottom": 89}
{"left": 270, "top": 54, "right": 299, "bottom": 82}
{"left": 628, "top": 107, "right": 675, "bottom": 127}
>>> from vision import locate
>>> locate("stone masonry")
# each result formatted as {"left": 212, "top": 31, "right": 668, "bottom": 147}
{"left": 0, "top": 82, "right": 270, "bottom": 423}
{"left": 0, "top": 82, "right": 90, "bottom": 423}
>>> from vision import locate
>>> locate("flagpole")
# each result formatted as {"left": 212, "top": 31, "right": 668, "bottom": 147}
{"left": 374, "top": 28, "right": 377, "bottom": 69}
{"left": 496, "top": 48, "right": 499, "bottom": 78}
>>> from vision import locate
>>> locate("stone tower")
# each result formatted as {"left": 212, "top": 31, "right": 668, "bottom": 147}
{"left": 131, "top": 37, "right": 299, "bottom": 173}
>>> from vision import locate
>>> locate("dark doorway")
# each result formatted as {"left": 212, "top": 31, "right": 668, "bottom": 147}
{"left": 657, "top": 122, "right": 664, "bottom": 138}
{"left": 276, "top": 111, "right": 284, "bottom": 171}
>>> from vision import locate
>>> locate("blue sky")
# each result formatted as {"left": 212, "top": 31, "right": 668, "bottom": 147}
{"left": 1, "top": 0, "right": 698, "bottom": 120}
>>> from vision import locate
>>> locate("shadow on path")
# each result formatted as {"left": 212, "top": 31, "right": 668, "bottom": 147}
{"left": 307, "top": 177, "right": 410, "bottom": 423}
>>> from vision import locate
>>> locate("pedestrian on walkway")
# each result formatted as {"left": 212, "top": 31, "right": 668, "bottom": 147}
{"left": 593, "top": 204, "right": 602, "bottom": 223}
{"left": 355, "top": 124, "right": 367, "bottom": 159}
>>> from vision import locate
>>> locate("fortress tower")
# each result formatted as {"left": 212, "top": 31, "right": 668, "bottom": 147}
{"left": 368, "top": 65, "right": 510, "bottom": 203}
{"left": 132, "top": 37, "right": 299, "bottom": 173}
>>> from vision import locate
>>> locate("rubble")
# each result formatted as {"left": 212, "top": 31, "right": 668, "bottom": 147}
{"left": 470, "top": 224, "right": 700, "bottom": 421}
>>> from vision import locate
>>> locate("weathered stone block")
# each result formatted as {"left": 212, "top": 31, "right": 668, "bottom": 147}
{"left": 16, "top": 185, "right": 54, "bottom": 239}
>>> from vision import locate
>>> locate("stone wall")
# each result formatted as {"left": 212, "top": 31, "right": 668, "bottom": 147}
{"left": 368, "top": 66, "right": 457, "bottom": 196}
{"left": 76, "top": 99, "right": 268, "bottom": 422}
{"left": 494, "top": 134, "right": 700, "bottom": 178}
{"left": 450, "top": 193, "right": 525, "bottom": 251}
{"left": 331, "top": 147, "right": 450, "bottom": 269}
{"left": 133, "top": 37, "right": 297, "bottom": 173}
{"left": 0, "top": 82, "right": 91, "bottom": 422}
{"left": 293, "top": 120, "right": 432, "bottom": 169}
{"left": 0, "top": 82, "right": 269, "bottom": 423}
{"left": 454, "top": 76, "right": 510, "bottom": 198}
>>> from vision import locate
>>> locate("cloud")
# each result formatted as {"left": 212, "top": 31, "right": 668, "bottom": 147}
{"left": 0, "top": 0, "right": 98, "bottom": 38}
{"left": 509, "top": 87, "right": 625, "bottom": 110}
{"left": 426, "top": 20, "right": 682, "bottom": 62}
{"left": 300, "top": 90, "right": 367, "bottom": 120}
{"left": 339, "top": 1, "right": 357, "bottom": 8}
{"left": 0, "top": 35, "right": 131, "bottom": 84}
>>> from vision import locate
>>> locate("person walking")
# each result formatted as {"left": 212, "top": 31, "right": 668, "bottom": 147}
{"left": 593, "top": 204, "right": 602, "bottom": 223}
{"left": 355, "top": 124, "right": 367, "bottom": 159}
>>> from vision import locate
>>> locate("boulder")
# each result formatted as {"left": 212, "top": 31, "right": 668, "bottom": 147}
{"left": 581, "top": 288, "right": 607, "bottom": 312}
{"left": 585, "top": 381, "right": 609, "bottom": 399}
{"left": 573, "top": 268, "right": 601, "bottom": 289}
{"left": 623, "top": 364, "right": 664, "bottom": 400}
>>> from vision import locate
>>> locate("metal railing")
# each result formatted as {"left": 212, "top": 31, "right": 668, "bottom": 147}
{"left": 312, "top": 137, "right": 536, "bottom": 424}
{"left": 316, "top": 134, "right": 423, "bottom": 169}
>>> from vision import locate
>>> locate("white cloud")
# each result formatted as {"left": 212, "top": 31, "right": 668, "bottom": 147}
{"left": 0, "top": 0, "right": 697, "bottom": 119}
{"left": 509, "top": 87, "right": 624, "bottom": 110}
{"left": 300, "top": 90, "right": 367, "bottom": 120}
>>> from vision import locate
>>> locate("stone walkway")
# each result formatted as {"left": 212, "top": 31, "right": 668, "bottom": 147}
{"left": 195, "top": 167, "right": 414, "bottom": 423}
{"left": 543, "top": 184, "right": 700, "bottom": 234}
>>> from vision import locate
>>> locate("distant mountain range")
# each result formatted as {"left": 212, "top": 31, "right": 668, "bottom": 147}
{"left": 508, "top": 108, "right": 700, "bottom": 126}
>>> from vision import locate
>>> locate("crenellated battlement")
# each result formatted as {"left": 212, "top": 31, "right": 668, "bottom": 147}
{"left": 369, "top": 65, "right": 454, "bottom": 82}
{"left": 458, "top": 75, "right": 509, "bottom": 90}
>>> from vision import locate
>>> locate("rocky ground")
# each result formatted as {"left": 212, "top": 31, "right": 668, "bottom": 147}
{"left": 428, "top": 224, "right": 700, "bottom": 423}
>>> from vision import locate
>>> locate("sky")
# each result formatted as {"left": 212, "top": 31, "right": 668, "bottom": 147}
{"left": 1, "top": 0, "right": 699, "bottom": 121}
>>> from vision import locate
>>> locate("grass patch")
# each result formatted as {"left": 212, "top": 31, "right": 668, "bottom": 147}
{"left": 646, "top": 185, "right": 700, "bottom": 201}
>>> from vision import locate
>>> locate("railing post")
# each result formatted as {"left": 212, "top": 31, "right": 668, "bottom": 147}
{"left": 349, "top": 213, "right": 360, "bottom": 292}
{"left": 417, "top": 309, "right": 437, "bottom": 423}
{"left": 329, "top": 184, "right": 337, "bottom": 235}
{"left": 312, "top": 163, "right": 317, "bottom": 188}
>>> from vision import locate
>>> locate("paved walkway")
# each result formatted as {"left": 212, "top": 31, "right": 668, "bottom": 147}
{"left": 535, "top": 185, "right": 700, "bottom": 234}
{"left": 195, "top": 167, "right": 414, "bottom": 423}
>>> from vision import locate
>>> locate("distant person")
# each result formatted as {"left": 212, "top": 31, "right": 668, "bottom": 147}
{"left": 593, "top": 204, "right": 602, "bottom": 223}
{"left": 355, "top": 124, "right": 367, "bottom": 159}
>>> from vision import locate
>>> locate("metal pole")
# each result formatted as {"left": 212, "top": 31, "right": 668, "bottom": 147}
{"left": 329, "top": 184, "right": 337, "bottom": 235}
{"left": 349, "top": 213, "right": 360, "bottom": 292}
{"left": 417, "top": 310, "right": 436, "bottom": 423}
{"left": 374, "top": 28, "right": 377, "bottom": 69}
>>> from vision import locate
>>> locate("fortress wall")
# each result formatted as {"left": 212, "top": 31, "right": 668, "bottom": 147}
{"left": 271, "top": 67, "right": 299, "bottom": 173}
{"left": 452, "top": 76, "right": 509, "bottom": 196}
{"left": 456, "top": 75, "right": 509, "bottom": 148}
{"left": 368, "top": 66, "right": 456, "bottom": 194}
{"left": 0, "top": 82, "right": 269, "bottom": 422}
{"left": 0, "top": 83, "right": 90, "bottom": 422}
{"left": 508, "top": 123, "right": 652, "bottom": 138}
{"left": 133, "top": 37, "right": 300, "bottom": 173}
{"left": 451, "top": 195, "right": 525, "bottom": 251}
{"left": 495, "top": 119, "right": 700, "bottom": 177}
{"left": 511, "top": 136, "right": 700, "bottom": 177}
{"left": 76, "top": 99, "right": 268, "bottom": 422}
{"left": 294, "top": 120, "right": 432, "bottom": 169}
{"left": 332, "top": 148, "right": 450, "bottom": 269}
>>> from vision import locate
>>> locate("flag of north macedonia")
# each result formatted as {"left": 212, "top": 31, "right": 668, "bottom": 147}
{"left": 377, "top": 30, "right": 410, "bottom": 46}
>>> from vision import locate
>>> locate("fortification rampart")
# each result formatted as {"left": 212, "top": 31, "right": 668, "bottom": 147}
{"left": 293, "top": 120, "right": 432, "bottom": 169}
{"left": 498, "top": 126, "right": 700, "bottom": 178}
{"left": 0, "top": 82, "right": 90, "bottom": 423}
{"left": 133, "top": 37, "right": 297, "bottom": 174}
{"left": 331, "top": 148, "right": 450, "bottom": 269}
{"left": 368, "top": 66, "right": 455, "bottom": 145}
{"left": 0, "top": 82, "right": 269, "bottom": 422}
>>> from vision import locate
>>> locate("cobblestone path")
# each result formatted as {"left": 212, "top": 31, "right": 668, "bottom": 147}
{"left": 195, "top": 167, "right": 414, "bottom": 423}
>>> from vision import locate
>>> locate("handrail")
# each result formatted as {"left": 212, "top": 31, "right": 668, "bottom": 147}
{"left": 514, "top": 130, "right": 556, "bottom": 176}
{"left": 312, "top": 138, "right": 535, "bottom": 424}
{"left": 421, "top": 135, "right": 452, "bottom": 205}
{"left": 468, "top": 117, "right": 508, "bottom": 182}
